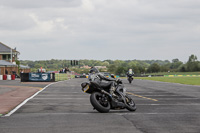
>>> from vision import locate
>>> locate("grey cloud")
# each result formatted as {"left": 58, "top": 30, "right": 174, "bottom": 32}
{"left": 0, "top": 0, "right": 200, "bottom": 61}
{"left": 0, "top": 9, "right": 35, "bottom": 30}
{"left": 0, "top": 0, "right": 82, "bottom": 8}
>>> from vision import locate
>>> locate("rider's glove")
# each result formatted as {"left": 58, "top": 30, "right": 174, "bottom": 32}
{"left": 116, "top": 78, "right": 122, "bottom": 83}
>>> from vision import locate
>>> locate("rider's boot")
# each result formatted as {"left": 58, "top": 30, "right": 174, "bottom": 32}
{"left": 110, "top": 86, "right": 117, "bottom": 98}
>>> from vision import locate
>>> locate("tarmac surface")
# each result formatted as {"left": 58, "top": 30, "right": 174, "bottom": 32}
{"left": 0, "top": 78, "right": 200, "bottom": 133}
{"left": 0, "top": 80, "right": 51, "bottom": 115}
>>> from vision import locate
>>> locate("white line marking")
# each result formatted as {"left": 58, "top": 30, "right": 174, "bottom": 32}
{"left": 12, "top": 112, "right": 200, "bottom": 115}
{"left": 4, "top": 82, "right": 59, "bottom": 117}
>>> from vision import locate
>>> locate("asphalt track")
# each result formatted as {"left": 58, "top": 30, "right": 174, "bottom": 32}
{"left": 0, "top": 80, "right": 50, "bottom": 115}
{"left": 0, "top": 78, "right": 200, "bottom": 133}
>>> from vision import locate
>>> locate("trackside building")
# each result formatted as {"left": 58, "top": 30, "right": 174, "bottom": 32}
{"left": 0, "top": 42, "right": 30, "bottom": 75}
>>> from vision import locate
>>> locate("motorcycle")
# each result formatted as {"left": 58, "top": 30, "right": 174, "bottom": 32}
{"left": 127, "top": 76, "right": 134, "bottom": 84}
{"left": 81, "top": 79, "right": 136, "bottom": 113}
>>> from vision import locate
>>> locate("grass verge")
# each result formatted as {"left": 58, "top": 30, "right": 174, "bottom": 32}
{"left": 135, "top": 77, "right": 200, "bottom": 86}
{"left": 146, "top": 72, "right": 200, "bottom": 76}
{"left": 55, "top": 73, "right": 75, "bottom": 81}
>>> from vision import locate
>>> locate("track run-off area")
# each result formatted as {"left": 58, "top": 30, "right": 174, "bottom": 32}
{"left": 0, "top": 78, "right": 200, "bottom": 133}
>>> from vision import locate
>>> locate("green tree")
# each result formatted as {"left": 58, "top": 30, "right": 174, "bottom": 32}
{"left": 147, "top": 63, "right": 161, "bottom": 73}
{"left": 178, "top": 64, "right": 187, "bottom": 72}
{"left": 186, "top": 54, "right": 199, "bottom": 71}
{"left": 102, "top": 61, "right": 109, "bottom": 66}
{"left": 16, "top": 60, "right": 20, "bottom": 74}
{"left": 170, "top": 58, "right": 183, "bottom": 70}
{"left": 108, "top": 64, "right": 117, "bottom": 74}
{"left": 115, "top": 66, "right": 126, "bottom": 77}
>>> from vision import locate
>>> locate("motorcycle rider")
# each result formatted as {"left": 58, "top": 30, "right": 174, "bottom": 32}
{"left": 89, "top": 67, "right": 119, "bottom": 97}
{"left": 126, "top": 69, "right": 134, "bottom": 78}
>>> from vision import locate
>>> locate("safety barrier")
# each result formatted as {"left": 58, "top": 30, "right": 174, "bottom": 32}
{"left": 20, "top": 73, "right": 75, "bottom": 82}
{"left": 0, "top": 75, "right": 16, "bottom": 80}
{"left": 7, "top": 75, "right": 11, "bottom": 80}
{"left": 3, "top": 75, "right": 7, "bottom": 80}
{"left": 21, "top": 73, "right": 55, "bottom": 82}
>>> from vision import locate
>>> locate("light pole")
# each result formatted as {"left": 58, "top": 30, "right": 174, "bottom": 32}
{"left": 10, "top": 48, "right": 12, "bottom": 63}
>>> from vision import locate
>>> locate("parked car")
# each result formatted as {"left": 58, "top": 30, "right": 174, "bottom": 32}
{"left": 101, "top": 72, "right": 111, "bottom": 77}
{"left": 101, "top": 72, "right": 119, "bottom": 78}
{"left": 75, "top": 73, "right": 87, "bottom": 78}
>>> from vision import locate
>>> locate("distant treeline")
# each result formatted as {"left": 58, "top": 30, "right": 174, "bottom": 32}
{"left": 20, "top": 54, "right": 200, "bottom": 76}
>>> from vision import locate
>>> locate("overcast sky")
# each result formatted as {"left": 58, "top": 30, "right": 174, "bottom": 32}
{"left": 0, "top": 0, "right": 200, "bottom": 62}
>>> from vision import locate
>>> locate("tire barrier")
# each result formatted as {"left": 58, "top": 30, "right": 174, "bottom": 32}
{"left": 3, "top": 75, "right": 7, "bottom": 80}
{"left": 7, "top": 75, "right": 11, "bottom": 80}
{"left": 11, "top": 75, "right": 15, "bottom": 80}
{"left": 0, "top": 75, "right": 16, "bottom": 80}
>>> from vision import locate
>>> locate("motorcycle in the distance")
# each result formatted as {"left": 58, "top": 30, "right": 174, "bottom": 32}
{"left": 81, "top": 79, "right": 136, "bottom": 113}
{"left": 127, "top": 76, "right": 134, "bottom": 84}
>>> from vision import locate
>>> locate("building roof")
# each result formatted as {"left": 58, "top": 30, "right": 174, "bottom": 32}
{"left": 0, "top": 60, "right": 17, "bottom": 66}
{"left": 20, "top": 65, "right": 30, "bottom": 69}
{"left": 0, "top": 42, "right": 19, "bottom": 54}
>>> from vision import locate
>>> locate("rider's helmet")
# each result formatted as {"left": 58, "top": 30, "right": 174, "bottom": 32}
{"left": 89, "top": 67, "right": 99, "bottom": 74}
{"left": 128, "top": 69, "right": 133, "bottom": 74}
{"left": 111, "top": 74, "right": 115, "bottom": 78}
{"left": 88, "top": 67, "right": 99, "bottom": 81}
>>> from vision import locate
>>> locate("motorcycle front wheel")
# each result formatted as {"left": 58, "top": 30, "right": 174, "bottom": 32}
{"left": 128, "top": 77, "right": 133, "bottom": 84}
{"left": 90, "top": 92, "right": 110, "bottom": 113}
{"left": 125, "top": 95, "right": 136, "bottom": 111}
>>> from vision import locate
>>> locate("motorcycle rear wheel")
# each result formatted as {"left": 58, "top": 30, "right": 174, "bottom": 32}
{"left": 90, "top": 92, "right": 110, "bottom": 113}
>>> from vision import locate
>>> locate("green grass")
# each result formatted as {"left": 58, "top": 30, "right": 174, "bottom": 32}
{"left": 146, "top": 72, "right": 200, "bottom": 76}
{"left": 55, "top": 73, "right": 75, "bottom": 81}
{"left": 135, "top": 77, "right": 200, "bottom": 86}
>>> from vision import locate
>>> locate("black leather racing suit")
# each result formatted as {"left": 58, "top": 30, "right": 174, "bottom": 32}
{"left": 89, "top": 73, "right": 116, "bottom": 92}
{"left": 126, "top": 72, "right": 134, "bottom": 78}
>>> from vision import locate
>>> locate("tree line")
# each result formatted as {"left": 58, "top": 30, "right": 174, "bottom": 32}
{"left": 20, "top": 54, "right": 200, "bottom": 76}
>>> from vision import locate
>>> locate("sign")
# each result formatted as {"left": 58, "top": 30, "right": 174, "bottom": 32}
{"left": 29, "top": 73, "right": 51, "bottom": 81}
